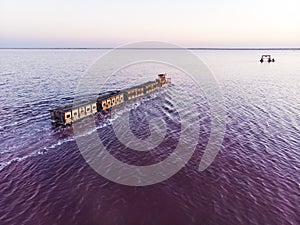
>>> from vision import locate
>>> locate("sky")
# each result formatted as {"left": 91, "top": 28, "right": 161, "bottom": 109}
{"left": 0, "top": 0, "right": 299, "bottom": 48}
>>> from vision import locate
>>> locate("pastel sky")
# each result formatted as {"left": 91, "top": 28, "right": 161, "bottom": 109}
{"left": 0, "top": 0, "right": 299, "bottom": 48}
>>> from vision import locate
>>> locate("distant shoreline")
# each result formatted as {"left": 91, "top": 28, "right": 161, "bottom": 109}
{"left": 0, "top": 47, "right": 299, "bottom": 50}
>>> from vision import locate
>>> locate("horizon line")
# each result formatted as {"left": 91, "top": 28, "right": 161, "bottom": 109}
{"left": 0, "top": 47, "right": 299, "bottom": 50}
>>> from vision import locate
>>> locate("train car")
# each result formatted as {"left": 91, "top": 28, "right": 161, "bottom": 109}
{"left": 49, "top": 99, "right": 97, "bottom": 125}
{"left": 144, "top": 81, "right": 159, "bottom": 94}
{"left": 157, "top": 73, "right": 171, "bottom": 87}
{"left": 97, "top": 91, "right": 125, "bottom": 111}
{"left": 50, "top": 73, "right": 171, "bottom": 125}
{"left": 122, "top": 79, "right": 161, "bottom": 101}
{"left": 123, "top": 83, "right": 145, "bottom": 101}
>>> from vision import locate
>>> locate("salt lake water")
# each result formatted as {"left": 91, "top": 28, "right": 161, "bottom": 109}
{"left": 0, "top": 49, "right": 299, "bottom": 225}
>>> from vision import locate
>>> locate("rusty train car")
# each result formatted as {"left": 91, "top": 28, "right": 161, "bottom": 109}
{"left": 50, "top": 73, "right": 171, "bottom": 125}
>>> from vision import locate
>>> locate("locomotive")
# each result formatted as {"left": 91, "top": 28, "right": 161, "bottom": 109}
{"left": 50, "top": 73, "right": 171, "bottom": 125}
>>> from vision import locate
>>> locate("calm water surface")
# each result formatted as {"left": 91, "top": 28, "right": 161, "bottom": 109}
{"left": 0, "top": 49, "right": 299, "bottom": 225}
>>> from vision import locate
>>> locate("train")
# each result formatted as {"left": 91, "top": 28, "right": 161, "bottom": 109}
{"left": 50, "top": 73, "right": 171, "bottom": 125}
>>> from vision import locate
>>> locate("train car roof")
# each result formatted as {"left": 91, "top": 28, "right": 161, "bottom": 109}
{"left": 122, "top": 81, "right": 156, "bottom": 92}
{"left": 97, "top": 90, "right": 122, "bottom": 101}
{"left": 50, "top": 98, "right": 97, "bottom": 112}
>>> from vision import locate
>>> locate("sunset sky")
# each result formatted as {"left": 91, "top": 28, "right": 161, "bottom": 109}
{"left": 1, "top": 0, "right": 299, "bottom": 48}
